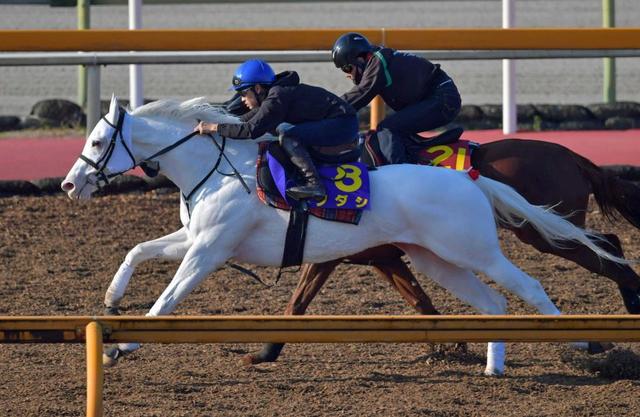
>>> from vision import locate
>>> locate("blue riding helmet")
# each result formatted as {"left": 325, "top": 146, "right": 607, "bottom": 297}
{"left": 230, "top": 59, "right": 276, "bottom": 91}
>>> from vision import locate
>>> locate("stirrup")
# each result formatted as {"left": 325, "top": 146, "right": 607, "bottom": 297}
{"left": 286, "top": 185, "right": 326, "bottom": 201}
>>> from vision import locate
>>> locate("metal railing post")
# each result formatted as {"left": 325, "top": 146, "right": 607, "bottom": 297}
{"left": 502, "top": 0, "right": 517, "bottom": 134}
{"left": 86, "top": 321, "right": 103, "bottom": 417}
{"left": 86, "top": 64, "right": 101, "bottom": 136}
{"left": 129, "top": 0, "right": 144, "bottom": 109}
{"left": 77, "top": 0, "right": 90, "bottom": 109}
{"left": 603, "top": 0, "right": 616, "bottom": 103}
{"left": 369, "top": 95, "right": 384, "bottom": 130}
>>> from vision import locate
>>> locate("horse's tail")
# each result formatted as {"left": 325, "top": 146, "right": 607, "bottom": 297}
{"left": 572, "top": 154, "right": 640, "bottom": 230}
{"left": 472, "top": 174, "right": 632, "bottom": 265}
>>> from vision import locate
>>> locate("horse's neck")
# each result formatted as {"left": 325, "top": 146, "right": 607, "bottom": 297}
{"left": 131, "top": 116, "right": 257, "bottom": 197}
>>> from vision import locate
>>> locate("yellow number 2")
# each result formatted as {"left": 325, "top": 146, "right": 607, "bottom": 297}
{"left": 426, "top": 145, "right": 454, "bottom": 168}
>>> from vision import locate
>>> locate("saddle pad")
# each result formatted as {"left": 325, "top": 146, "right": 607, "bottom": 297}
{"left": 256, "top": 142, "right": 363, "bottom": 225}
{"left": 362, "top": 130, "right": 478, "bottom": 171}
{"left": 415, "top": 140, "right": 478, "bottom": 171}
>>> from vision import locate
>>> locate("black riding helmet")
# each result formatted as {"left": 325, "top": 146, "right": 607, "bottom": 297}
{"left": 331, "top": 32, "right": 374, "bottom": 72}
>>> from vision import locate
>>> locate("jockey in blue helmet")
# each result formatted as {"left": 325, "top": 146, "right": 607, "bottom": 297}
{"left": 195, "top": 59, "right": 358, "bottom": 201}
{"left": 229, "top": 59, "right": 276, "bottom": 105}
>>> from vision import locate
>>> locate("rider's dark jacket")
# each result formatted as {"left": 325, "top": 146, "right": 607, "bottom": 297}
{"left": 342, "top": 47, "right": 446, "bottom": 112}
{"left": 217, "top": 71, "right": 355, "bottom": 139}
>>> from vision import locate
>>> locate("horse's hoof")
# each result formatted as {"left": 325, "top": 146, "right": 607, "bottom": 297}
{"left": 619, "top": 287, "right": 640, "bottom": 314}
{"left": 241, "top": 353, "right": 262, "bottom": 366}
{"left": 454, "top": 342, "right": 468, "bottom": 353}
{"left": 588, "top": 341, "right": 615, "bottom": 354}
{"left": 103, "top": 346, "right": 126, "bottom": 367}
{"left": 483, "top": 367, "right": 504, "bottom": 377}
{"left": 104, "top": 306, "right": 120, "bottom": 316}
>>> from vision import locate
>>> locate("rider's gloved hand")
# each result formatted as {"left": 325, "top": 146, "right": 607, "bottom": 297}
{"left": 194, "top": 121, "right": 218, "bottom": 135}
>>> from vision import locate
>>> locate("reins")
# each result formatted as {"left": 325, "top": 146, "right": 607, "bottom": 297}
{"left": 81, "top": 111, "right": 271, "bottom": 285}
{"left": 80, "top": 112, "right": 251, "bottom": 212}
{"left": 79, "top": 112, "right": 135, "bottom": 188}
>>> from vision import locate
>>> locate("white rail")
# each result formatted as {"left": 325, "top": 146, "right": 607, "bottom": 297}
{"left": 2, "top": 49, "right": 640, "bottom": 135}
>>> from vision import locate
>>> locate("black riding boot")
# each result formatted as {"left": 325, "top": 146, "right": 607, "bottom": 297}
{"left": 280, "top": 136, "right": 327, "bottom": 200}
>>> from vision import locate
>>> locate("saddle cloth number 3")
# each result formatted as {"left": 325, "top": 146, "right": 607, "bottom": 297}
{"left": 311, "top": 163, "right": 370, "bottom": 210}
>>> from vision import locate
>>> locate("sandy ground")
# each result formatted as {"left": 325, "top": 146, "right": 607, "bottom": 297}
{"left": 1, "top": 191, "right": 640, "bottom": 416}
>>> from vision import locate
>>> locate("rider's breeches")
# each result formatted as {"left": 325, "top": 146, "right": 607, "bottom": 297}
{"left": 377, "top": 75, "right": 461, "bottom": 164}
{"left": 276, "top": 114, "right": 359, "bottom": 148}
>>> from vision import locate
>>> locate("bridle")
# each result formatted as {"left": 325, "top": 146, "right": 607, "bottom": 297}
{"left": 79, "top": 111, "right": 134, "bottom": 189}
{"left": 78, "top": 110, "right": 250, "bottom": 213}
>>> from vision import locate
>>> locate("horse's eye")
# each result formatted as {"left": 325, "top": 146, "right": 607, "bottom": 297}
{"left": 91, "top": 140, "right": 101, "bottom": 148}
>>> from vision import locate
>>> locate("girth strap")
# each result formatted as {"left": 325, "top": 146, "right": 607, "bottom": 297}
{"left": 280, "top": 203, "right": 310, "bottom": 268}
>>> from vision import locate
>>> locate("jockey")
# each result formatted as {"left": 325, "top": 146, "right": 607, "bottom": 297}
{"left": 195, "top": 59, "right": 358, "bottom": 200}
{"left": 332, "top": 32, "right": 462, "bottom": 164}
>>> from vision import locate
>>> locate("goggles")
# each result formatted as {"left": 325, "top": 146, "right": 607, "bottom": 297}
{"left": 341, "top": 64, "right": 354, "bottom": 74}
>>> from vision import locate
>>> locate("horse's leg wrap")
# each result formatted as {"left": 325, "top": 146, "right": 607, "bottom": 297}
{"left": 620, "top": 286, "right": 640, "bottom": 314}
{"left": 105, "top": 261, "right": 134, "bottom": 308}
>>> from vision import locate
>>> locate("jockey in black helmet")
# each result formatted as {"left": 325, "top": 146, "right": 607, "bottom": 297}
{"left": 332, "top": 32, "right": 462, "bottom": 165}
{"left": 195, "top": 59, "right": 358, "bottom": 200}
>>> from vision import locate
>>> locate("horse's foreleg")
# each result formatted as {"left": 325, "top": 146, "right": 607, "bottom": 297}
{"left": 245, "top": 260, "right": 342, "bottom": 365}
{"left": 104, "top": 227, "right": 191, "bottom": 312}
{"left": 284, "top": 261, "right": 342, "bottom": 314}
{"left": 373, "top": 258, "right": 439, "bottom": 315}
{"left": 105, "top": 240, "right": 232, "bottom": 366}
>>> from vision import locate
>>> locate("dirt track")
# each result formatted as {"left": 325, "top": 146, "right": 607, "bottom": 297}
{"left": 1, "top": 192, "right": 640, "bottom": 416}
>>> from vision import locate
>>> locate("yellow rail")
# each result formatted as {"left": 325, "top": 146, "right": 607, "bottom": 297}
{"left": 3, "top": 315, "right": 640, "bottom": 417}
{"left": 3, "top": 315, "right": 640, "bottom": 343}
{"left": 1, "top": 28, "right": 639, "bottom": 52}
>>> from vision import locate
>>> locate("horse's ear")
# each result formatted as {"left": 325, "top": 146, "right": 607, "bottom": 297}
{"left": 107, "top": 94, "right": 120, "bottom": 121}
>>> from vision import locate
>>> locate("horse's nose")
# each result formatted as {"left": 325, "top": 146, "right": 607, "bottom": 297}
{"left": 61, "top": 180, "right": 75, "bottom": 192}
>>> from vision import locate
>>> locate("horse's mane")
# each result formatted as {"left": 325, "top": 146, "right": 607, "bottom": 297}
{"left": 131, "top": 97, "right": 240, "bottom": 125}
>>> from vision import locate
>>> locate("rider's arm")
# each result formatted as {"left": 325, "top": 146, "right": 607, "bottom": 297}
{"left": 239, "top": 107, "right": 259, "bottom": 122}
{"left": 341, "top": 57, "right": 387, "bottom": 111}
{"left": 217, "top": 93, "right": 286, "bottom": 139}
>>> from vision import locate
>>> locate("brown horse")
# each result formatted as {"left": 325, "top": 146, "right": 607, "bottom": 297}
{"left": 245, "top": 138, "right": 640, "bottom": 364}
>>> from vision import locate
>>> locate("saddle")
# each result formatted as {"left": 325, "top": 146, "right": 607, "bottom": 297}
{"left": 308, "top": 140, "right": 361, "bottom": 165}
{"left": 408, "top": 126, "right": 464, "bottom": 147}
{"left": 362, "top": 127, "right": 475, "bottom": 169}
{"left": 256, "top": 141, "right": 368, "bottom": 268}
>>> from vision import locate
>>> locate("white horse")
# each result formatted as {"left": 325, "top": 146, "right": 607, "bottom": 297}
{"left": 62, "top": 96, "right": 628, "bottom": 375}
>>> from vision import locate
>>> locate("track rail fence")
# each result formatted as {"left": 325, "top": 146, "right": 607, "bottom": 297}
{"left": 1, "top": 27, "right": 640, "bottom": 133}
{"left": 2, "top": 315, "right": 640, "bottom": 417}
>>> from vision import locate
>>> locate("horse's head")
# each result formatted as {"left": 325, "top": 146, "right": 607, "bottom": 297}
{"left": 61, "top": 95, "right": 136, "bottom": 199}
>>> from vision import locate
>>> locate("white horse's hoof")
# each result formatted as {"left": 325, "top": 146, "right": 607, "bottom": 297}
{"left": 103, "top": 346, "right": 128, "bottom": 367}
{"left": 484, "top": 367, "right": 504, "bottom": 376}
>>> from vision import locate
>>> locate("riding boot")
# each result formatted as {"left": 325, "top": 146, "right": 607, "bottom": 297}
{"left": 280, "top": 136, "right": 327, "bottom": 200}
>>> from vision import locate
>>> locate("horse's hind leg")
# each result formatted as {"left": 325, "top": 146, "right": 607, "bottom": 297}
{"left": 244, "top": 260, "right": 341, "bottom": 365}
{"left": 246, "top": 256, "right": 443, "bottom": 365}
{"left": 515, "top": 226, "right": 640, "bottom": 314}
{"left": 373, "top": 257, "right": 440, "bottom": 315}
{"left": 397, "top": 244, "right": 508, "bottom": 375}
{"left": 375, "top": 257, "right": 470, "bottom": 352}
{"left": 104, "top": 227, "right": 191, "bottom": 313}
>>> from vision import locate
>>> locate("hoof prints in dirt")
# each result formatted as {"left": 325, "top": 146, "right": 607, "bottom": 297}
{"left": 2, "top": 194, "right": 640, "bottom": 416}
{"left": 562, "top": 348, "right": 640, "bottom": 380}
